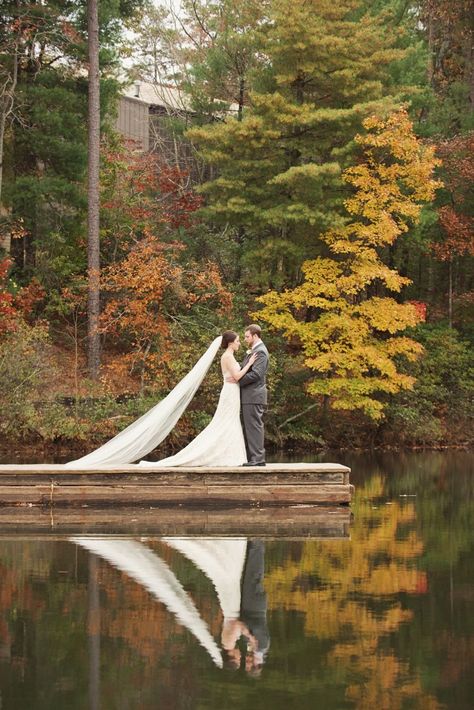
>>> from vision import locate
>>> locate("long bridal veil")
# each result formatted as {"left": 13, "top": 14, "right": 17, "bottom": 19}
{"left": 65, "top": 336, "right": 222, "bottom": 467}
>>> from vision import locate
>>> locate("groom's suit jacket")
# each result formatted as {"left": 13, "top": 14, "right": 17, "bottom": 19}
{"left": 239, "top": 342, "right": 269, "bottom": 405}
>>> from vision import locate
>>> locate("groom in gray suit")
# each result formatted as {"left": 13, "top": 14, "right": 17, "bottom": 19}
{"left": 238, "top": 324, "right": 269, "bottom": 466}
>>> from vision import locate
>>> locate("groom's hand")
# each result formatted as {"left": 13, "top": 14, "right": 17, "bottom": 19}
{"left": 225, "top": 375, "right": 238, "bottom": 384}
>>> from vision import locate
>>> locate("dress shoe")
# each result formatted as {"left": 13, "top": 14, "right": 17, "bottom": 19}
{"left": 242, "top": 461, "right": 266, "bottom": 466}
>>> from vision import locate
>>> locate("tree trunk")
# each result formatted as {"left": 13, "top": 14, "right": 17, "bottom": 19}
{"left": 238, "top": 77, "right": 245, "bottom": 121}
{"left": 466, "top": 16, "right": 474, "bottom": 112}
{"left": 87, "top": 0, "right": 101, "bottom": 378}
{"left": 427, "top": 5, "right": 435, "bottom": 87}
{"left": 0, "top": 38, "right": 19, "bottom": 253}
{"left": 0, "top": 103, "right": 7, "bottom": 220}
{"left": 0, "top": 103, "right": 9, "bottom": 252}
{"left": 448, "top": 257, "right": 453, "bottom": 328}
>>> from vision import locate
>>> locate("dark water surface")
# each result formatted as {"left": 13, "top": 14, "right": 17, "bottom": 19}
{"left": 0, "top": 451, "right": 473, "bottom": 709}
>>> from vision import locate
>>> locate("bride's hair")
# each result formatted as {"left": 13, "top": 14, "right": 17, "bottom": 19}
{"left": 221, "top": 330, "right": 238, "bottom": 349}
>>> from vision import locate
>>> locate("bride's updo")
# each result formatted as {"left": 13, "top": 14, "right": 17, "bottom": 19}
{"left": 221, "top": 330, "right": 238, "bottom": 349}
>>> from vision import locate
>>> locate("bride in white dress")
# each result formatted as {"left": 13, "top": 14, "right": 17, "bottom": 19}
{"left": 65, "top": 331, "right": 256, "bottom": 468}
{"left": 140, "top": 331, "right": 256, "bottom": 467}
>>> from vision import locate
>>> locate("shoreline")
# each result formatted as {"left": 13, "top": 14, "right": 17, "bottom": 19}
{"left": 1, "top": 440, "right": 472, "bottom": 465}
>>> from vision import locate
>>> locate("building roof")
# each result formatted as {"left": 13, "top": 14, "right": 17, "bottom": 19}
{"left": 121, "top": 81, "right": 192, "bottom": 112}
{"left": 121, "top": 80, "right": 239, "bottom": 115}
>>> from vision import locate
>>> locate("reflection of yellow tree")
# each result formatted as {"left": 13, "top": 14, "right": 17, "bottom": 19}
{"left": 265, "top": 476, "right": 439, "bottom": 709}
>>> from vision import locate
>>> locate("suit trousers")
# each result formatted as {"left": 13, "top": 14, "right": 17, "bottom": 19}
{"left": 241, "top": 404, "right": 266, "bottom": 463}
{"left": 241, "top": 540, "right": 269, "bottom": 655}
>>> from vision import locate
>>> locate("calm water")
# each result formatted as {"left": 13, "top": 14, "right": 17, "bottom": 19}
{"left": 0, "top": 451, "right": 473, "bottom": 709}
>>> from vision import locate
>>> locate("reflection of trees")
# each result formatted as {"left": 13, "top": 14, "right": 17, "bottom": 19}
{"left": 0, "top": 457, "right": 473, "bottom": 710}
{"left": 384, "top": 451, "right": 474, "bottom": 709}
{"left": 265, "top": 476, "right": 439, "bottom": 709}
{"left": 0, "top": 540, "right": 219, "bottom": 708}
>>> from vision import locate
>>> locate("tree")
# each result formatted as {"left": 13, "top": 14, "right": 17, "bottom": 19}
{"left": 0, "top": 3, "right": 19, "bottom": 238}
{"left": 256, "top": 109, "right": 441, "bottom": 420}
{"left": 431, "top": 132, "right": 474, "bottom": 327}
{"left": 386, "top": 323, "right": 474, "bottom": 445}
{"left": 87, "top": 0, "right": 101, "bottom": 378}
{"left": 100, "top": 139, "right": 203, "bottom": 264}
{"left": 98, "top": 141, "right": 231, "bottom": 390}
{"left": 100, "top": 236, "right": 231, "bottom": 390}
{"left": 126, "top": 0, "right": 266, "bottom": 120}
{"left": 0, "top": 1, "right": 87, "bottom": 259}
{"left": 422, "top": 0, "right": 474, "bottom": 129}
{"left": 124, "top": 3, "right": 171, "bottom": 84}
{"left": 188, "top": 0, "right": 408, "bottom": 288}
{"left": 0, "top": 256, "right": 43, "bottom": 337}
{"left": 179, "top": 0, "right": 266, "bottom": 121}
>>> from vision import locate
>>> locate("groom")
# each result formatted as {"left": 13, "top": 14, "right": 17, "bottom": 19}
{"left": 233, "top": 324, "right": 269, "bottom": 466}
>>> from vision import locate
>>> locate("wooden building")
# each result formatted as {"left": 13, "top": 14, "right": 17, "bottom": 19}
{"left": 117, "top": 81, "right": 191, "bottom": 153}
{"left": 116, "top": 81, "right": 206, "bottom": 182}
{"left": 116, "top": 81, "right": 237, "bottom": 181}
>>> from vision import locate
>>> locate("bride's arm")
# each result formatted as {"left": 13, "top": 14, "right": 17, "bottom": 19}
{"left": 222, "top": 353, "right": 257, "bottom": 382}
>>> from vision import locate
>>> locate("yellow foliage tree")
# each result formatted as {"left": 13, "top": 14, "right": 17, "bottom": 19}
{"left": 256, "top": 109, "right": 442, "bottom": 419}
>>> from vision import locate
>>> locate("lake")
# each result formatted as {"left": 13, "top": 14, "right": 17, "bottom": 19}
{"left": 0, "top": 450, "right": 472, "bottom": 709}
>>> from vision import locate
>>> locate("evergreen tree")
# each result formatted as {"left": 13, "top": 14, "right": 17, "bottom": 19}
{"left": 2, "top": 0, "right": 144, "bottom": 282}
{"left": 422, "top": 0, "right": 474, "bottom": 134}
{"left": 188, "top": 0, "right": 406, "bottom": 288}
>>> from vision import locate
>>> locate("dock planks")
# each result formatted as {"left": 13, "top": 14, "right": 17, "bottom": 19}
{"left": 0, "top": 462, "right": 353, "bottom": 507}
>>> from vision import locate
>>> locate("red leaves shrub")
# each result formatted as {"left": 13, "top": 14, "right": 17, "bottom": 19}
{"left": 0, "top": 258, "right": 45, "bottom": 338}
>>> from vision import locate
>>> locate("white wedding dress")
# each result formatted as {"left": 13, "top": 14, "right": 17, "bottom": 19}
{"left": 139, "top": 359, "right": 247, "bottom": 467}
{"left": 65, "top": 337, "right": 247, "bottom": 468}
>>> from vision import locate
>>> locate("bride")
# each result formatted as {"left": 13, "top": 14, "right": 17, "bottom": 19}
{"left": 140, "top": 331, "right": 256, "bottom": 467}
{"left": 66, "top": 331, "right": 255, "bottom": 468}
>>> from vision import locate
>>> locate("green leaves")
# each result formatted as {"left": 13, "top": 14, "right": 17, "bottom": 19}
{"left": 186, "top": 1, "right": 411, "bottom": 287}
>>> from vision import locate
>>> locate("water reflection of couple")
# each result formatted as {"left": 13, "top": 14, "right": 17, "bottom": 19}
{"left": 67, "top": 324, "right": 269, "bottom": 468}
{"left": 221, "top": 541, "right": 269, "bottom": 675}
{"left": 73, "top": 537, "right": 270, "bottom": 673}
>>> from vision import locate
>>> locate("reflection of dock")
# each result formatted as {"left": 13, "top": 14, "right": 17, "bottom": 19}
{"left": 0, "top": 463, "right": 353, "bottom": 506}
{"left": 0, "top": 505, "right": 352, "bottom": 538}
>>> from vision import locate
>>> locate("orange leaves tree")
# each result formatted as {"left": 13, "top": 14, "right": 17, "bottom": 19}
{"left": 257, "top": 110, "right": 441, "bottom": 420}
{"left": 0, "top": 257, "right": 44, "bottom": 337}
{"left": 99, "top": 142, "right": 232, "bottom": 390}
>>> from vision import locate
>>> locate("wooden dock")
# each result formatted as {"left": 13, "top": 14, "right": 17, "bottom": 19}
{"left": 0, "top": 506, "right": 352, "bottom": 538}
{"left": 0, "top": 462, "right": 353, "bottom": 507}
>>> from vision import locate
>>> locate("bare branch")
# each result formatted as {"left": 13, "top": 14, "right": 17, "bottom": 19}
{"left": 277, "top": 402, "right": 320, "bottom": 430}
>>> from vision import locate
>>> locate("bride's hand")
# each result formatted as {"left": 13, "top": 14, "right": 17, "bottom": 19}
{"left": 248, "top": 353, "right": 257, "bottom": 366}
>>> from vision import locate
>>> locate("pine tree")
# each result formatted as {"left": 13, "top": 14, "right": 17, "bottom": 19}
{"left": 3, "top": 0, "right": 145, "bottom": 279}
{"left": 188, "top": 0, "right": 406, "bottom": 288}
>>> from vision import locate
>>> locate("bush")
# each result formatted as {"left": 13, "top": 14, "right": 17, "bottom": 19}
{"left": 0, "top": 323, "right": 84, "bottom": 441}
{"left": 385, "top": 323, "right": 474, "bottom": 446}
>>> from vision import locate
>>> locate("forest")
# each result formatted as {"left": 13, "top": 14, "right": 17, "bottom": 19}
{"left": 0, "top": 0, "right": 473, "bottom": 455}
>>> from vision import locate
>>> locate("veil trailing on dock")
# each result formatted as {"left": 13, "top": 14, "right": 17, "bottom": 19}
{"left": 65, "top": 337, "right": 222, "bottom": 468}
